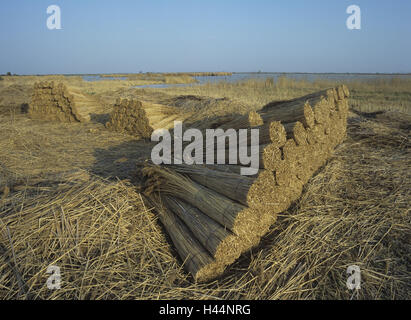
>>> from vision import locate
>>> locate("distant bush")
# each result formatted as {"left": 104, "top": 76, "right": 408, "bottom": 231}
{"left": 6, "top": 72, "right": 11, "bottom": 76}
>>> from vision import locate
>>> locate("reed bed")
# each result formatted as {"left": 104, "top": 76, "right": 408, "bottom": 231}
{"left": 145, "top": 76, "right": 411, "bottom": 115}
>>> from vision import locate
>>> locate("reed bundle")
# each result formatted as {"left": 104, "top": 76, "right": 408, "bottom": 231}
{"left": 218, "top": 111, "right": 263, "bottom": 130}
{"left": 163, "top": 95, "right": 252, "bottom": 129}
{"left": 164, "top": 95, "right": 246, "bottom": 113}
{"left": 138, "top": 85, "right": 350, "bottom": 281}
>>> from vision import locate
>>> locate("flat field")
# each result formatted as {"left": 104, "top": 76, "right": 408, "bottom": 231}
{"left": 0, "top": 74, "right": 409, "bottom": 299}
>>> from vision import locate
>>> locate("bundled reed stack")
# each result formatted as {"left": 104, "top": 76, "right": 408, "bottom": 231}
{"left": 164, "top": 95, "right": 246, "bottom": 112}
{"left": 28, "top": 81, "right": 102, "bottom": 123}
{"left": 139, "top": 85, "right": 350, "bottom": 282}
{"left": 161, "top": 95, "right": 254, "bottom": 130}
{"left": 106, "top": 99, "right": 193, "bottom": 138}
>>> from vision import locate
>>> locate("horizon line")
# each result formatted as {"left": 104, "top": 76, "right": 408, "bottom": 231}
{"left": 2, "top": 71, "right": 411, "bottom": 76}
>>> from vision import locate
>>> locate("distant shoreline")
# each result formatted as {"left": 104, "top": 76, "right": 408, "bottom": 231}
{"left": 233, "top": 72, "right": 411, "bottom": 76}
{"left": 3, "top": 72, "right": 411, "bottom": 77}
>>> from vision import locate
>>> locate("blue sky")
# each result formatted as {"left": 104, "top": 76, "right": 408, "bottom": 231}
{"left": 0, "top": 0, "right": 410, "bottom": 74}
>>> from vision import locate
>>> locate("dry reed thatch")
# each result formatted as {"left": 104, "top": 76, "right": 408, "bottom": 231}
{"left": 28, "top": 81, "right": 103, "bottom": 123}
{"left": 0, "top": 96, "right": 409, "bottom": 299}
{"left": 0, "top": 83, "right": 32, "bottom": 115}
{"left": 163, "top": 95, "right": 246, "bottom": 113}
{"left": 138, "top": 85, "right": 351, "bottom": 281}
{"left": 218, "top": 111, "right": 263, "bottom": 130}
{"left": 106, "top": 98, "right": 193, "bottom": 138}
{"left": 162, "top": 95, "right": 252, "bottom": 128}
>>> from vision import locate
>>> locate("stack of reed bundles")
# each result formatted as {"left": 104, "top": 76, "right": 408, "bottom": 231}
{"left": 139, "top": 85, "right": 350, "bottom": 281}
{"left": 106, "top": 98, "right": 193, "bottom": 138}
{"left": 28, "top": 81, "right": 102, "bottom": 123}
{"left": 106, "top": 95, "right": 258, "bottom": 138}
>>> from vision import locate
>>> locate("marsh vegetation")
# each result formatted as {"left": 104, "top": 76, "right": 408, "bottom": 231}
{"left": 0, "top": 74, "right": 409, "bottom": 299}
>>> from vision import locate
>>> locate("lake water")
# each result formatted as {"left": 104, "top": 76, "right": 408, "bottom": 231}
{"left": 197, "top": 73, "right": 411, "bottom": 83}
{"left": 78, "top": 73, "right": 411, "bottom": 88}
{"left": 134, "top": 73, "right": 411, "bottom": 89}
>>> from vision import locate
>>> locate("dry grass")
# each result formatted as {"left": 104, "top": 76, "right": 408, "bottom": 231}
{"left": 0, "top": 75, "right": 410, "bottom": 300}
{"left": 0, "top": 111, "right": 409, "bottom": 300}
{"left": 143, "top": 76, "right": 411, "bottom": 115}
{"left": 0, "top": 174, "right": 183, "bottom": 300}
{"left": 3, "top": 74, "right": 410, "bottom": 117}
{"left": 106, "top": 73, "right": 198, "bottom": 85}
{"left": 0, "top": 116, "right": 153, "bottom": 185}
{"left": 0, "top": 74, "right": 195, "bottom": 112}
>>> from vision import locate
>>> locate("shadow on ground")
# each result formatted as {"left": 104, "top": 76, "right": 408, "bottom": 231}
{"left": 90, "top": 113, "right": 111, "bottom": 125}
{"left": 91, "top": 139, "right": 153, "bottom": 183}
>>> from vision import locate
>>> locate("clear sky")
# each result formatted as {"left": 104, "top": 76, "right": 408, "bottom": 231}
{"left": 0, "top": 0, "right": 410, "bottom": 74}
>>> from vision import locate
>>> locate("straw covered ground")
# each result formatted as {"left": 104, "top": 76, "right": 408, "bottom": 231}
{"left": 0, "top": 74, "right": 410, "bottom": 299}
